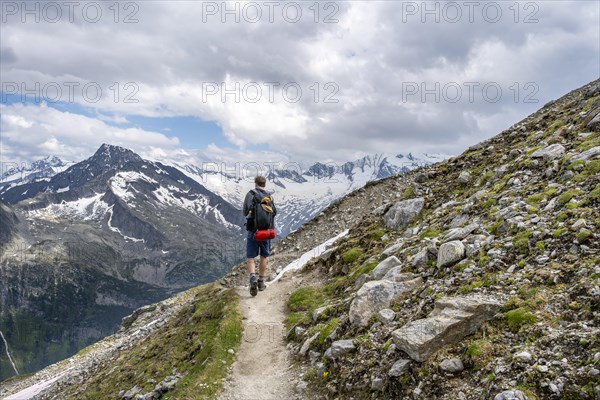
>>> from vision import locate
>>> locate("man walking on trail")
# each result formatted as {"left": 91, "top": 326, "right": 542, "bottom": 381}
{"left": 243, "top": 175, "right": 276, "bottom": 297}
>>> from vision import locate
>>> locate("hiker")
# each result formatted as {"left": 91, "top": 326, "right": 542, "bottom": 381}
{"left": 243, "top": 175, "right": 277, "bottom": 296}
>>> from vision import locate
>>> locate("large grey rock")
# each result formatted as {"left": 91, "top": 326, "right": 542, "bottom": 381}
{"left": 571, "top": 146, "right": 600, "bottom": 161}
{"left": 392, "top": 296, "right": 501, "bottom": 362}
{"left": 493, "top": 390, "right": 528, "bottom": 400}
{"left": 319, "top": 247, "right": 337, "bottom": 262}
{"left": 530, "top": 144, "right": 566, "bottom": 161}
{"left": 378, "top": 308, "right": 395, "bottom": 324}
{"left": 382, "top": 266, "right": 403, "bottom": 281}
{"left": 439, "top": 358, "right": 464, "bottom": 373}
{"left": 383, "top": 198, "right": 424, "bottom": 230}
{"left": 350, "top": 274, "right": 423, "bottom": 326}
{"left": 443, "top": 223, "right": 479, "bottom": 242}
{"left": 450, "top": 214, "right": 470, "bottom": 228}
{"left": 389, "top": 359, "right": 411, "bottom": 377}
{"left": 382, "top": 239, "right": 404, "bottom": 256}
{"left": 371, "top": 377, "right": 385, "bottom": 391}
{"left": 299, "top": 332, "right": 320, "bottom": 357}
{"left": 330, "top": 339, "right": 356, "bottom": 358}
{"left": 587, "top": 113, "right": 600, "bottom": 131}
{"left": 372, "top": 256, "right": 402, "bottom": 280}
{"left": 411, "top": 248, "right": 430, "bottom": 268}
{"left": 437, "top": 241, "right": 466, "bottom": 268}
{"left": 122, "top": 386, "right": 143, "bottom": 400}
{"left": 458, "top": 171, "right": 471, "bottom": 184}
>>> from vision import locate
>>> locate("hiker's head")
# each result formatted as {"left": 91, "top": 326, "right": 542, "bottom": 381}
{"left": 254, "top": 175, "right": 266, "bottom": 188}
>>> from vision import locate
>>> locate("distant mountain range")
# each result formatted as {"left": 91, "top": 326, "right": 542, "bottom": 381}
{"left": 166, "top": 152, "right": 448, "bottom": 236}
{"left": 0, "top": 155, "right": 75, "bottom": 192}
{"left": 2, "top": 150, "right": 447, "bottom": 237}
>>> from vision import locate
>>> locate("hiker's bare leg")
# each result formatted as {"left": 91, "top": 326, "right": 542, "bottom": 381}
{"left": 259, "top": 256, "right": 267, "bottom": 277}
{"left": 246, "top": 258, "right": 256, "bottom": 274}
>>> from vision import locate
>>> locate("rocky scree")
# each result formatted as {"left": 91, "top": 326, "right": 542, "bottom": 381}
{"left": 282, "top": 79, "right": 600, "bottom": 399}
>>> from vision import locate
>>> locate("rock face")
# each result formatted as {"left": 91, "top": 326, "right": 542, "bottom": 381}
{"left": 392, "top": 296, "right": 501, "bottom": 362}
{"left": 437, "top": 240, "right": 466, "bottom": 268}
{"left": 529, "top": 144, "right": 566, "bottom": 160}
{"left": 383, "top": 198, "right": 424, "bottom": 230}
{"left": 349, "top": 274, "right": 423, "bottom": 326}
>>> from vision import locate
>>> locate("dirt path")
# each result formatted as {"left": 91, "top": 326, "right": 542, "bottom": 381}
{"left": 219, "top": 276, "right": 299, "bottom": 400}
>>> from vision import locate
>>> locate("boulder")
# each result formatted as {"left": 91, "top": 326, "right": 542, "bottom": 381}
{"left": 514, "top": 351, "right": 532, "bottom": 363}
{"left": 450, "top": 214, "right": 470, "bottom": 228}
{"left": 571, "top": 146, "right": 600, "bottom": 161}
{"left": 371, "top": 256, "right": 402, "bottom": 280}
{"left": 443, "top": 223, "right": 479, "bottom": 242}
{"left": 350, "top": 274, "right": 423, "bottom": 326}
{"left": 437, "top": 241, "right": 466, "bottom": 268}
{"left": 388, "top": 359, "right": 411, "bottom": 377}
{"left": 122, "top": 386, "right": 143, "bottom": 400}
{"left": 329, "top": 339, "right": 356, "bottom": 358}
{"left": 494, "top": 390, "right": 528, "bottom": 400}
{"left": 299, "top": 333, "right": 319, "bottom": 356}
{"left": 530, "top": 144, "right": 566, "bottom": 161}
{"left": 382, "top": 240, "right": 404, "bottom": 256}
{"left": 587, "top": 113, "right": 600, "bottom": 132}
{"left": 319, "top": 247, "right": 337, "bottom": 262}
{"left": 377, "top": 309, "right": 396, "bottom": 324}
{"left": 371, "top": 377, "right": 385, "bottom": 391}
{"left": 411, "top": 248, "right": 430, "bottom": 268}
{"left": 458, "top": 171, "right": 471, "bottom": 184}
{"left": 383, "top": 198, "right": 424, "bottom": 230}
{"left": 392, "top": 295, "right": 501, "bottom": 362}
{"left": 439, "top": 358, "right": 464, "bottom": 373}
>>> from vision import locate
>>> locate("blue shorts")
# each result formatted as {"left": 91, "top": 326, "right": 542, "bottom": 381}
{"left": 246, "top": 231, "right": 271, "bottom": 258}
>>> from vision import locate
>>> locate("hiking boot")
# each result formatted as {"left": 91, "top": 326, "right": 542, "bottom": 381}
{"left": 258, "top": 278, "right": 266, "bottom": 291}
{"left": 249, "top": 275, "right": 258, "bottom": 297}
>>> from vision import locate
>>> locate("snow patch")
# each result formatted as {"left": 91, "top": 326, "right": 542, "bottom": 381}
{"left": 27, "top": 192, "right": 109, "bottom": 221}
{"left": 271, "top": 229, "right": 349, "bottom": 284}
{"left": 110, "top": 171, "right": 158, "bottom": 201}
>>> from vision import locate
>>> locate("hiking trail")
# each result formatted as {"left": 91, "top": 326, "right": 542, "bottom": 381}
{"left": 218, "top": 276, "right": 298, "bottom": 400}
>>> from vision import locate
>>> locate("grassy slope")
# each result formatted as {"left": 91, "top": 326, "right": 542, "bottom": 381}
{"left": 66, "top": 283, "right": 242, "bottom": 399}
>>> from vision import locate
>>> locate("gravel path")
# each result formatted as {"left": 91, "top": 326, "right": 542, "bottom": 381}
{"left": 218, "top": 277, "right": 299, "bottom": 400}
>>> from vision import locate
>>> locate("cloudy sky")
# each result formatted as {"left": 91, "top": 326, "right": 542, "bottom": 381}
{"left": 1, "top": 0, "right": 599, "bottom": 167}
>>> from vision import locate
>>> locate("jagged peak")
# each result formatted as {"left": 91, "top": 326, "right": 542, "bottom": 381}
{"left": 91, "top": 144, "right": 143, "bottom": 165}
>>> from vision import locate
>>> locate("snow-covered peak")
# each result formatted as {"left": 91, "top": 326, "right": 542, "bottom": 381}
{"left": 0, "top": 155, "right": 75, "bottom": 192}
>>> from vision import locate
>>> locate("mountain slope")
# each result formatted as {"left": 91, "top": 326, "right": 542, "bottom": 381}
{"left": 0, "top": 144, "right": 246, "bottom": 381}
{"left": 1, "top": 79, "right": 599, "bottom": 399}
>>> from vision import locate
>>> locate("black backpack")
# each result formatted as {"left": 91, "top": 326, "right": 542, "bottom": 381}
{"left": 248, "top": 189, "right": 276, "bottom": 232}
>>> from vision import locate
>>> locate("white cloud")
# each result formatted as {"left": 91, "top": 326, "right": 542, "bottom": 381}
{"left": 0, "top": 103, "right": 179, "bottom": 164}
{"left": 0, "top": 1, "right": 598, "bottom": 164}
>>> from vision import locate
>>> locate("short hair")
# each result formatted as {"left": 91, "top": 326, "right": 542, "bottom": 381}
{"left": 254, "top": 175, "right": 266, "bottom": 187}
